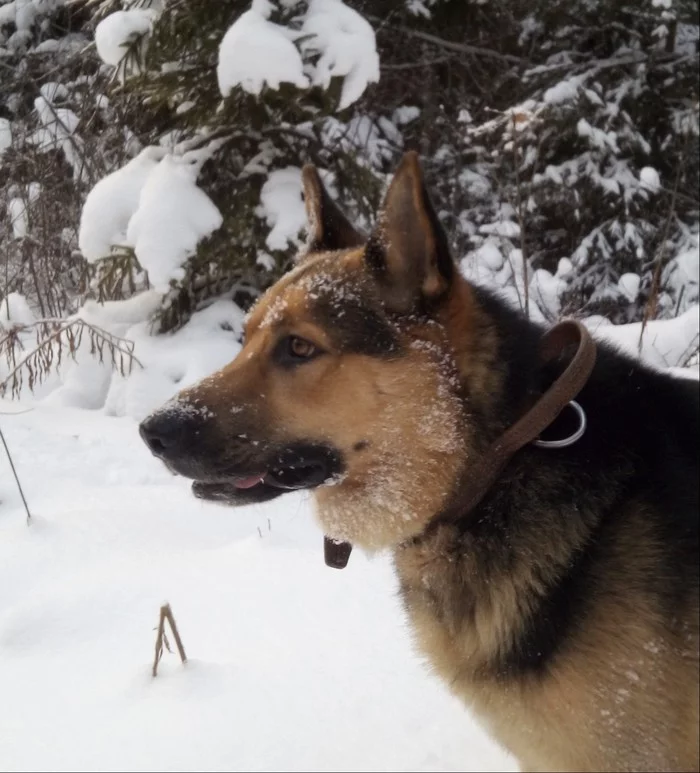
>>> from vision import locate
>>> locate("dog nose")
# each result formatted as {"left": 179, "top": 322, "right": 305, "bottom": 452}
{"left": 139, "top": 410, "right": 198, "bottom": 459}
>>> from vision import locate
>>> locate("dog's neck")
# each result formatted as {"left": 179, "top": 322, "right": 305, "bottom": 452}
{"left": 441, "top": 278, "right": 546, "bottom": 440}
{"left": 391, "top": 282, "right": 601, "bottom": 677}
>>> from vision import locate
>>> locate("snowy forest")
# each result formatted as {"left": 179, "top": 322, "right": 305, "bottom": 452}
{"left": 0, "top": 0, "right": 698, "bottom": 406}
{"left": 1, "top": 3, "right": 699, "bottom": 770}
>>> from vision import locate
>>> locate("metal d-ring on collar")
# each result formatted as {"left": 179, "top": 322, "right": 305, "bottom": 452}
{"left": 533, "top": 400, "right": 587, "bottom": 449}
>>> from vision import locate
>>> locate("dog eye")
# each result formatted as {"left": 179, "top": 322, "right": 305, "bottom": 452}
{"left": 288, "top": 336, "right": 317, "bottom": 359}
{"left": 272, "top": 335, "right": 322, "bottom": 367}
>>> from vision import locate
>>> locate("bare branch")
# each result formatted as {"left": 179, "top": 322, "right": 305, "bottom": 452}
{"left": 365, "top": 16, "right": 526, "bottom": 65}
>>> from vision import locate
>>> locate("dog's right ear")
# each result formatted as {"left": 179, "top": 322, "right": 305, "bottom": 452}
{"left": 364, "top": 151, "right": 454, "bottom": 314}
{"left": 301, "top": 165, "right": 365, "bottom": 256}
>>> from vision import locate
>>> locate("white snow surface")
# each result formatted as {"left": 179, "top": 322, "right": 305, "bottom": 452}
{"left": 618, "top": 272, "right": 641, "bottom": 302}
{"left": 301, "top": 0, "right": 380, "bottom": 110}
{"left": 0, "top": 117, "right": 11, "bottom": 156}
{"left": 7, "top": 196, "right": 27, "bottom": 239}
{"left": 216, "top": 0, "right": 378, "bottom": 109}
{"left": 665, "top": 240, "right": 700, "bottom": 302}
{"left": 0, "top": 0, "right": 46, "bottom": 30}
{"left": 0, "top": 406, "right": 516, "bottom": 772}
{"left": 31, "top": 296, "right": 241, "bottom": 420}
{"left": 543, "top": 76, "right": 583, "bottom": 105}
{"left": 103, "top": 298, "right": 245, "bottom": 421}
{"left": 259, "top": 166, "right": 307, "bottom": 251}
{"left": 126, "top": 155, "right": 223, "bottom": 293}
{"left": 394, "top": 105, "right": 421, "bottom": 125}
{"left": 216, "top": 5, "right": 308, "bottom": 98}
{"left": 585, "top": 304, "right": 700, "bottom": 371}
{"left": 474, "top": 241, "right": 504, "bottom": 271}
{"left": 79, "top": 150, "right": 220, "bottom": 293}
{"left": 95, "top": 9, "right": 157, "bottom": 68}
{"left": 639, "top": 166, "right": 661, "bottom": 192}
{"left": 0, "top": 291, "right": 35, "bottom": 327}
{"left": 479, "top": 220, "right": 520, "bottom": 238}
{"left": 79, "top": 148, "right": 165, "bottom": 262}
{"left": 29, "top": 94, "right": 85, "bottom": 180}
{"left": 530, "top": 267, "right": 566, "bottom": 317}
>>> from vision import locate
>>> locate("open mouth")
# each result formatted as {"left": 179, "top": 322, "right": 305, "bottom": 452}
{"left": 191, "top": 443, "right": 343, "bottom": 506}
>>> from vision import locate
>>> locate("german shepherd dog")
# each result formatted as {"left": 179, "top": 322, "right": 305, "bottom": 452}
{"left": 140, "top": 153, "right": 699, "bottom": 772}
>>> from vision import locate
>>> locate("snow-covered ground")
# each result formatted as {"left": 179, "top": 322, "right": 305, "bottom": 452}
{"left": 0, "top": 403, "right": 516, "bottom": 772}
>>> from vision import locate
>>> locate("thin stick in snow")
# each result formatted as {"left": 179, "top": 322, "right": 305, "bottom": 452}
{"left": 152, "top": 603, "right": 188, "bottom": 677}
{"left": 0, "top": 423, "right": 32, "bottom": 524}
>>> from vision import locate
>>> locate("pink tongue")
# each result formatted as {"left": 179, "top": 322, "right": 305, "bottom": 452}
{"left": 233, "top": 475, "right": 265, "bottom": 489}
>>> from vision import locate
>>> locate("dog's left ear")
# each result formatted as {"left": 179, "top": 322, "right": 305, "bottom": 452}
{"left": 301, "top": 165, "right": 365, "bottom": 255}
{"left": 366, "top": 151, "right": 454, "bottom": 313}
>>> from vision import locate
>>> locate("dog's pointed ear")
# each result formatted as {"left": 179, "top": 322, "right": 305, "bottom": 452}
{"left": 365, "top": 152, "right": 455, "bottom": 313}
{"left": 301, "top": 165, "right": 365, "bottom": 256}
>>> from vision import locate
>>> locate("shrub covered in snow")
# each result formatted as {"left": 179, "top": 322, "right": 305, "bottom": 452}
{"left": 0, "top": 0, "right": 139, "bottom": 319}
{"left": 456, "top": 0, "right": 699, "bottom": 323}
{"left": 74, "top": 0, "right": 698, "bottom": 328}
{"left": 76, "top": 0, "right": 389, "bottom": 334}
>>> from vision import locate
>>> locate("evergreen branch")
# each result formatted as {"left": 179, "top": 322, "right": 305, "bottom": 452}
{"left": 525, "top": 50, "right": 691, "bottom": 79}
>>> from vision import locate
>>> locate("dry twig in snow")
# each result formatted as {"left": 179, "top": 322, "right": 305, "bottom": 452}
{"left": 152, "top": 603, "right": 188, "bottom": 678}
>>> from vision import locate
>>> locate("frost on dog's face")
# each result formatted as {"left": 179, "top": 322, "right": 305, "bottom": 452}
{"left": 139, "top": 153, "right": 471, "bottom": 550}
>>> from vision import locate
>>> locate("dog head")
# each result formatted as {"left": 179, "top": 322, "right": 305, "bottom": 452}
{"left": 140, "top": 152, "right": 484, "bottom": 550}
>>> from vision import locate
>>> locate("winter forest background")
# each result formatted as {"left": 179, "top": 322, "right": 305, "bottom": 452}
{"left": 0, "top": 0, "right": 698, "bottom": 409}
{"left": 0, "top": 3, "right": 698, "bottom": 769}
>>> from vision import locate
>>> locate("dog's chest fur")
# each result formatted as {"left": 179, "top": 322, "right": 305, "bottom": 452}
{"left": 393, "top": 516, "right": 699, "bottom": 773}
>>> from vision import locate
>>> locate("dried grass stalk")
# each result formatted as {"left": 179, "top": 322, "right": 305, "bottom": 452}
{"left": 152, "top": 603, "right": 188, "bottom": 678}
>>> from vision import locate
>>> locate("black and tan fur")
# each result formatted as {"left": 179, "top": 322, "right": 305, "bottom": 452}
{"left": 140, "top": 153, "right": 699, "bottom": 772}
